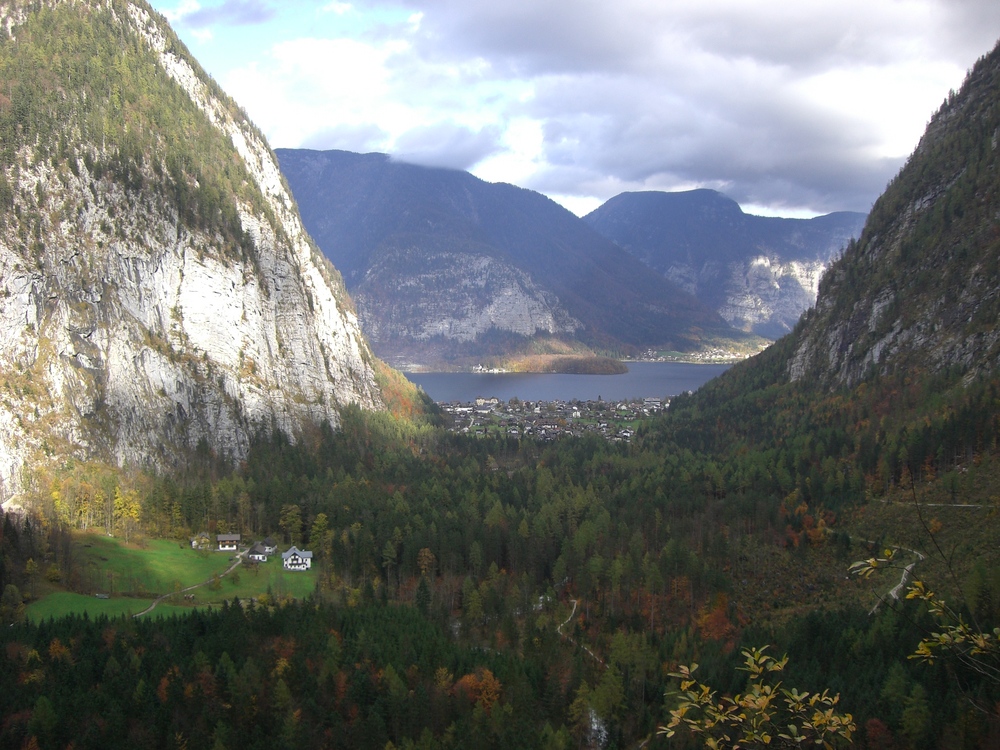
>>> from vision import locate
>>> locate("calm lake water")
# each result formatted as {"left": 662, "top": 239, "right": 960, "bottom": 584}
{"left": 404, "top": 361, "right": 731, "bottom": 403}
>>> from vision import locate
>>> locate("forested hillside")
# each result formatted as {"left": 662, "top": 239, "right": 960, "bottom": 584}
{"left": 1, "top": 6, "right": 1000, "bottom": 750}
{"left": 2, "top": 371, "right": 998, "bottom": 747}
{"left": 789, "top": 41, "right": 1000, "bottom": 386}
{"left": 0, "top": 0, "right": 390, "bottom": 500}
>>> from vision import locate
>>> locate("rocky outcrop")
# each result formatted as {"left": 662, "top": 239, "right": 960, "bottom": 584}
{"left": 668, "top": 255, "right": 827, "bottom": 339}
{"left": 356, "top": 250, "right": 581, "bottom": 344}
{"left": 0, "top": 0, "right": 383, "bottom": 503}
{"left": 787, "top": 41, "right": 1000, "bottom": 387}
{"left": 584, "top": 190, "right": 866, "bottom": 339}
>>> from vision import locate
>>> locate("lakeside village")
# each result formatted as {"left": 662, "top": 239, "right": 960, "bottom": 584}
{"left": 440, "top": 396, "right": 671, "bottom": 442}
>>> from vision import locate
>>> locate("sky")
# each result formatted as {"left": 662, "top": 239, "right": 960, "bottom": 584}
{"left": 148, "top": 0, "right": 1000, "bottom": 218}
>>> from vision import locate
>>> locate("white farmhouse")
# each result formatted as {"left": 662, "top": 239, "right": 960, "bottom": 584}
{"left": 282, "top": 546, "right": 313, "bottom": 571}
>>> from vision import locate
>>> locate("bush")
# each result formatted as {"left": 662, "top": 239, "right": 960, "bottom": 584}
{"left": 45, "top": 564, "right": 61, "bottom": 584}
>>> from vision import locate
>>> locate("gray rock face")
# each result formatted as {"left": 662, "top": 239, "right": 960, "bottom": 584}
{"left": 584, "top": 190, "right": 866, "bottom": 339}
{"left": 355, "top": 250, "right": 581, "bottom": 345}
{"left": 666, "top": 255, "right": 828, "bottom": 339}
{"left": 0, "top": 2, "right": 382, "bottom": 503}
{"left": 787, "top": 42, "right": 1000, "bottom": 387}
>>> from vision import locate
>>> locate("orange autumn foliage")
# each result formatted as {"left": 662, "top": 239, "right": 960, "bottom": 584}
{"left": 47, "top": 638, "right": 71, "bottom": 664}
{"left": 697, "top": 595, "right": 737, "bottom": 644}
{"left": 452, "top": 667, "right": 502, "bottom": 713}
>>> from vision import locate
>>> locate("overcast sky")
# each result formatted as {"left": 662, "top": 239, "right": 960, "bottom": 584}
{"left": 149, "top": 0, "right": 1000, "bottom": 218}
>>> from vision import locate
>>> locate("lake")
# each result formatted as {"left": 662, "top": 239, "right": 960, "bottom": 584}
{"left": 404, "top": 361, "right": 732, "bottom": 403}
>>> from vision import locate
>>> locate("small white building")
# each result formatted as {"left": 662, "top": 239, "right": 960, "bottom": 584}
{"left": 246, "top": 542, "right": 268, "bottom": 563}
{"left": 217, "top": 533, "right": 241, "bottom": 552}
{"left": 282, "top": 546, "right": 313, "bottom": 571}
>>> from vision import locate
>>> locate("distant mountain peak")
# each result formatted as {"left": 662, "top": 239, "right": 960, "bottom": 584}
{"left": 584, "top": 190, "right": 866, "bottom": 339}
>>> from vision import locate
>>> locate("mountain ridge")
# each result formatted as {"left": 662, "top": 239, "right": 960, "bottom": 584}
{"left": 277, "top": 148, "right": 742, "bottom": 368}
{"left": 0, "top": 0, "right": 387, "bottom": 502}
{"left": 584, "top": 189, "right": 866, "bottom": 338}
{"left": 787, "top": 41, "right": 1000, "bottom": 386}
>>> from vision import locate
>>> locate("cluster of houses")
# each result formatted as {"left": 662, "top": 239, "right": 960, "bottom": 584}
{"left": 189, "top": 532, "right": 313, "bottom": 571}
{"left": 441, "top": 396, "right": 669, "bottom": 442}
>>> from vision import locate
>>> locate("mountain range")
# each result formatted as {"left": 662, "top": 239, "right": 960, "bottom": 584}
{"left": 275, "top": 149, "right": 740, "bottom": 368}
{"left": 278, "top": 150, "right": 866, "bottom": 365}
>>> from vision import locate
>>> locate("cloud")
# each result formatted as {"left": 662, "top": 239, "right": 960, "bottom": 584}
{"left": 321, "top": 2, "right": 353, "bottom": 15}
{"left": 174, "top": 0, "right": 275, "bottom": 28}
{"left": 223, "top": 36, "right": 409, "bottom": 146}
{"left": 366, "top": 0, "right": 997, "bottom": 214}
{"left": 382, "top": 0, "right": 986, "bottom": 75}
{"left": 175, "top": 0, "right": 1000, "bottom": 214}
{"left": 222, "top": 26, "right": 528, "bottom": 172}
{"left": 301, "top": 123, "right": 390, "bottom": 153}
{"left": 504, "top": 61, "right": 910, "bottom": 213}
{"left": 392, "top": 123, "right": 503, "bottom": 170}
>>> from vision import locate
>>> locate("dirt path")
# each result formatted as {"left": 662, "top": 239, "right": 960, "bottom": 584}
{"left": 132, "top": 550, "right": 246, "bottom": 618}
{"left": 557, "top": 598, "right": 605, "bottom": 667}
{"left": 856, "top": 538, "right": 926, "bottom": 615}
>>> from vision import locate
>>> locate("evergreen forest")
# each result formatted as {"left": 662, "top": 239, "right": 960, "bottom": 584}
{"left": 0, "top": 2, "right": 999, "bottom": 749}
{"left": 2, "top": 355, "right": 999, "bottom": 747}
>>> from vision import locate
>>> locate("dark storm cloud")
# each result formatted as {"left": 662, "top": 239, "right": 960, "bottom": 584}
{"left": 181, "top": 0, "right": 276, "bottom": 28}
{"left": 386, "top": 0, "right": 661, "bottom": 75}
{"left": 368, "top": 0, "right": 1000, "bottom": 212}
{"left": 384, "top": 0, "right": 1000, "bottom": 75}
{"left": 392, "top": 123, "right": 504, "bottom": 171}
{"left": 514, "top": 66, "right": 897, "bottom": 214}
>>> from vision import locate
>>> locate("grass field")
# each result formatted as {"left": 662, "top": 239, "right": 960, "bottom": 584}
{"left": 26, "top": 592, "right": 157, "bottom": 622}
{"left": 25, "top": 533, "right": 319, "bottom": 622}
{"left": 76, "top": 535, "right": 235, "bottom": 596}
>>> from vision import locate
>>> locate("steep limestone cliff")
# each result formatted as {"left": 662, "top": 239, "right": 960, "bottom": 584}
{"left": 356, "top": 249, "right": 581, "bottom": 345}
{"left": 0, "top": 0, "right": 383, "bottom": 502}
{"left": 788, "top": 41, "right": 1000, "bottom": 387}
{"left": 655, "top": 252, "right": 831, "bottom": 339}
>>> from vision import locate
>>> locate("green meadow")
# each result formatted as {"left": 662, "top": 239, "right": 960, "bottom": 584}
{"left": 26, "top": 533, "right": 318, "bottom": 622}
{"left": 76, "top": 535, "right": 235, "bottom": 595}
{"left": 26, "top": 592, "right": 156, "bottom": 622}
